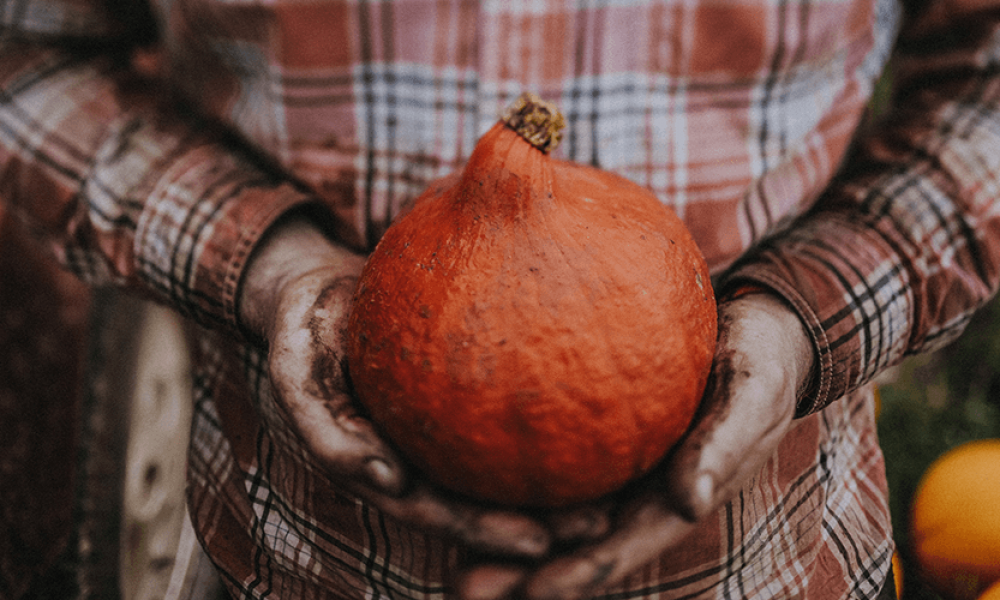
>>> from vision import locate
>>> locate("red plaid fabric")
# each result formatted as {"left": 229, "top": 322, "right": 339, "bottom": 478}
{"left": 3, "top": 0, "right": 1000, "bottom": 597}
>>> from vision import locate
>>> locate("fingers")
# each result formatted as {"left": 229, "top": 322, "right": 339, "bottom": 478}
{"left": 267, "top": 326, "right": 408, "bottom": 496}
{"left": 265, "top": 270, "right": 414, "bottom": 495}
{"left": 272, "top": 335, "right": 552, "bottom": 556}
{"left": 453, "top": 500, "right": 623, "bottom": 600}
{"left": 292, "top": 389, "right": 407, "bottom": 493}
{"left": 523, "top": 497, "right": 697, "bottom": 600}
{"left": 664, "top": 375, "right": 793, "bottom": 522}
{"left": 276, "top": 372, "right": 554, "bottom": 558}
{"left": 455, "top": 492, "right": 700, "bottom": 600}
{"left": 456, "top": 564, "right": 528, "bottom": 600}
{"left": 282, "top": 385, "right": 554, "bottom": 558}
{"left": 373, "top": 484, "right": 552, "bottom": 557}
{"left": 458, "top": 292, "right": 816, "bottom": 600}
{"left": 546, "top": 504, "right": 613, "bottom": 542}
{"left": 664, "top": 293, "right": 807, "bottom": 520}
{"left": 456, "top": 417, "right": 767, "bottom": 600}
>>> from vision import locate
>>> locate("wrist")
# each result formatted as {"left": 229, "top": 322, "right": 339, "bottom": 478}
{"left": 237, "top": 212, "right": 365, "bottom": 341}
{"left": 721, "top": 287, "right": 817, "bottom": 403}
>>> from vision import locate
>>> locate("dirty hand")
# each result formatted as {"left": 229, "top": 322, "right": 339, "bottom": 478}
{"left": 456, "top": 291, "right": 816, "bottom": 600}
{"left": 238, "top": 212, "right": 551, "bottom": 558}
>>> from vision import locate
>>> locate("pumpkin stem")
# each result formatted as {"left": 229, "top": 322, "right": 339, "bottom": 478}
{"left": 501, "top": 93, "right": 566, "bottom": 154}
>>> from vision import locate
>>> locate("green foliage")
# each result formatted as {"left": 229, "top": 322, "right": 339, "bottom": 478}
{"left": 877, "top": 296, "right": 1000, "bottom": 599}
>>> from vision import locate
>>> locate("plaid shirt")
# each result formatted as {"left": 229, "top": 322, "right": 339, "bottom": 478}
{"left": 3, "top": 0, "right": 1000, "bottom": 598}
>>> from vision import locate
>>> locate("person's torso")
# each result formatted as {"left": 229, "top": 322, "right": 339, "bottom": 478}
{"left": 156, "top": 3, "right": 902, "bottom": 597}
{"left": 153, "top": 0, "right": 901, "bottom": 269}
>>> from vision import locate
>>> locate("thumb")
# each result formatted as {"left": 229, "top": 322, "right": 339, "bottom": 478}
{"left": 265, "top": 274, "right": 408, "bottom": 496}
{"left": 664, "top": 293, "right": 810, "bottom": 521}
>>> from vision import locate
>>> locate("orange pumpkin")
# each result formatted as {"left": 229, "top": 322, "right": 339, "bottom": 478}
{"left": 910, "top": 439, "right": 1000, "bottom": 600}
{"left": 979, "top": 581, "right": 1000, "bottom": 600}
{"left": 892, "top": 550, "right": 904, "bottom": 599}
{"left": 346, "top": 93, "right": 717, "bottom": 507}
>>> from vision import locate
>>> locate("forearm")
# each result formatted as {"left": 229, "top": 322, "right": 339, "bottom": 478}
{"left": 721, "top": 5, "right": 1000, "bottom": 414}
{"left": 0, "top": 40, "right": 327, "bottom": 334}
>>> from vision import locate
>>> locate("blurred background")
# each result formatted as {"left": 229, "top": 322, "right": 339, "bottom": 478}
{"left": 876, "top": 291, "right": 1000, "bottom": 600}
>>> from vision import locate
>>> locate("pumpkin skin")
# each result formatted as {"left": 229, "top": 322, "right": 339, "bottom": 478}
{"left": 346, "top": 95, "right": 717, "bottom": 507}
{"left": 979, "top": 582, "right": 1000, "bottom": 600}
{"left": 910, "top": 439, "right": 1000, "bottom": 600}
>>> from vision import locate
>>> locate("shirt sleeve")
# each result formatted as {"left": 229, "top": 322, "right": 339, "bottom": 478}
{"left": 720, "top": 0, "right": 1000, "bottom": 415}
{"left": 0, "top": 4, "right": 325, "bottom": 336}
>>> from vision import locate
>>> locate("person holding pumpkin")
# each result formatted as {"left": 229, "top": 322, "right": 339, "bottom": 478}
{"left": 1, "top": 0, "right": 999, "bottom": 599}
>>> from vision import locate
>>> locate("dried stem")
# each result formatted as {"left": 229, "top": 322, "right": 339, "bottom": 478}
{"left": 501, "top": 92, "right": 566, "bottom": 154}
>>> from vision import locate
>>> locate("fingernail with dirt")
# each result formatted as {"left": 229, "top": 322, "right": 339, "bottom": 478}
{"left": 365, "top": 456, "right": 402, "bottom": 494}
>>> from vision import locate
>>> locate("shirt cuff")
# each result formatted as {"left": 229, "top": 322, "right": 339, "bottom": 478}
{"left": 718, "top": 212, "right": 914, "bottom": 417}
{"left": 132, "top": 145, "right": 325, "bottom": 336}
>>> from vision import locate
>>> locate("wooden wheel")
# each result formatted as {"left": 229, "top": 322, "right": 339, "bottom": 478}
{"left": 82, "top": 290, "right": 223, "bottom": 600}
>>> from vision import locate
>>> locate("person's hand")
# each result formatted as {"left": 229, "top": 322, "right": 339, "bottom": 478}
{"left": 238, "top": 212, "right": 551, "bottom": 558}
{"left": 456, "top": 291, "right": 816, "bottom": 600}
